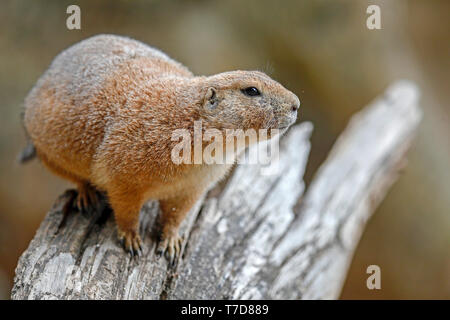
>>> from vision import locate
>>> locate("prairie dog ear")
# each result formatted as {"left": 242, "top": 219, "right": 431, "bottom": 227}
{"left": 203, "top": 87, "right": 219, "bottom": 110}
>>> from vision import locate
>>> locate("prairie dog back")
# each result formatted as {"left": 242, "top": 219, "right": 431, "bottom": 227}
{"left": 28, "top": 34, "right": 192, "bottom": 107}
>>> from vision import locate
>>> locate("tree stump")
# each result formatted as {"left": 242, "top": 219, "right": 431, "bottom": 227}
{"left": 11, "top": 81, "right": 422, "bottom": 300}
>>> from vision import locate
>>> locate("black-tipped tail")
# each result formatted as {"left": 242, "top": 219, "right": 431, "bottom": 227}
{"left": 18, "top": 142, "right": 36, "bottom": 164}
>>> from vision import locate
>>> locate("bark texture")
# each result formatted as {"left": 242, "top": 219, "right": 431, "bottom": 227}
{"left": 11, "top": 81, "right": 422, "bottom": 300}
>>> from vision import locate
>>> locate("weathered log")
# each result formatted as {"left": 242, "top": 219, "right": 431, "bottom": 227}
{"left": 11, "top": 80, "right": 422, "bottom": 300}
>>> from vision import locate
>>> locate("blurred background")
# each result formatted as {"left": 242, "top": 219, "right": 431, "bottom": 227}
{"left": 0, "top": 0, "right": 449, "bottom": 299}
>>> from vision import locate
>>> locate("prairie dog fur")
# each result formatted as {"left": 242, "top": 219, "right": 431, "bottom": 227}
{"left": 22, "top": 34, "right": 300, "bottom": 260}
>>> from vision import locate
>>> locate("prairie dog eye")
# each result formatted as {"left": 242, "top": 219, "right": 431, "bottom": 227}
{"left": 241, "top": 87, "right": 260, "bottom": 97}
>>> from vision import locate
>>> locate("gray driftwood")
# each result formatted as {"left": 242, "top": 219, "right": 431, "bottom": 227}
{"left": 11, "top": 81, "right": 422, "bottom": 300}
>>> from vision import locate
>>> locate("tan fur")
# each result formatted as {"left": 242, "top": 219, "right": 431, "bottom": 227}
{"left": 23, "top": 34, "right": 299, "bottom": 258}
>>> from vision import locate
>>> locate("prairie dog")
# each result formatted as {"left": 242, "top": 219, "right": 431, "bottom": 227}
{"left": 22, "top": 34, "right": 299, "bottom": 261}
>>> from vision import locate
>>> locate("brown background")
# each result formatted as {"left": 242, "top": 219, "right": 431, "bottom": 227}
{"left": 0, "top": 0, "right": 449, "bottom": 299}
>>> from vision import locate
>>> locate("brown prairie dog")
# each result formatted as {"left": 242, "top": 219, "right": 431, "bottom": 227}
{"left": 22, "top": 34, "right": 300, "bottom": 261}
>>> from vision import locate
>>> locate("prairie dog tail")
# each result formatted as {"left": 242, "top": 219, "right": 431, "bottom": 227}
{"left": 18, "top": 142, "right": 36, "bottom": 164}
{"left": 18, "top": 110, "right": 36, "bottom": 164}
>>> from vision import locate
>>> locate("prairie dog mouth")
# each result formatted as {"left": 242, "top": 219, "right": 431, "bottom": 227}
{"left": 277, "top": 119, "right": 296, "bottom": 130}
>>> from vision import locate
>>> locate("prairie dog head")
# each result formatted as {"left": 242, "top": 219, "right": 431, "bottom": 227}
{"left": 199, "top": 70, "right": 299, "bottom": 133}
